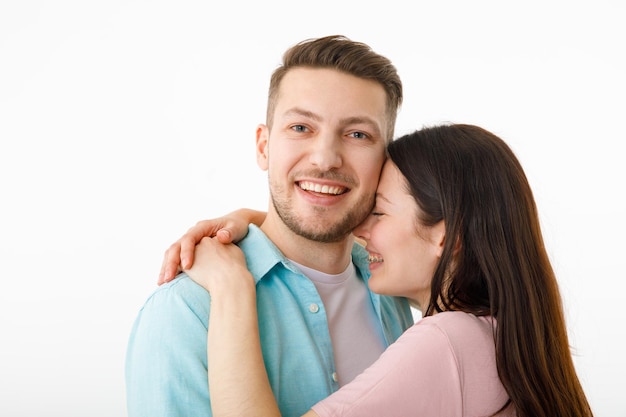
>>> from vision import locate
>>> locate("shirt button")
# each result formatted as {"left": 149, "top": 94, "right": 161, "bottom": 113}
{"left": 332, "top": 372, "right": 338, "bottom": 382}
{"left": 309, "top": 303, "right": 320, "bottom": 313}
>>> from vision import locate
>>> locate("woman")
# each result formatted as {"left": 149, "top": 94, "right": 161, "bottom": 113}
{"left": 172, "top": 124, "right": 593, "bottom": 416}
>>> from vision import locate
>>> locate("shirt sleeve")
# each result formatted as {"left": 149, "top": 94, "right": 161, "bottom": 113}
{"left": 125, "top": 278, "right": 212, "bottom": 417}
{"left": 312, "top": 321, "right": 463, "bottom": 417}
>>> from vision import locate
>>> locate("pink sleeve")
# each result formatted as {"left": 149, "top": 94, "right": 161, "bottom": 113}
{"left": 311, "top": 322, "right": 463, "bottom": 417}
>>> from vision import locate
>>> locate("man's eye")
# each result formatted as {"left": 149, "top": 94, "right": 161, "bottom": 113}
{"left": 291, "top": 125, "right": 308, "bottom": 132}
{"left": 371, "top": 211, "right": 384, "bottom": 217}
{"left": 349, "top": 131, "right": 368, "bottom": 139}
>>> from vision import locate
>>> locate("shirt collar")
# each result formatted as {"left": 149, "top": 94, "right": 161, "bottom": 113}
{"left": 239, "top": 225, "right": 372, "bottom": 285}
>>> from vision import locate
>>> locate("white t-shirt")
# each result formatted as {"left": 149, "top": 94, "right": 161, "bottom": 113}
{"left": 291, "top": 260, "right": 387, "bottom": 386}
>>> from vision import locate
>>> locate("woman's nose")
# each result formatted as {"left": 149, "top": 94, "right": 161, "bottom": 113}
{"left": 353, "top": 214, "right": 373, "bottom": 241}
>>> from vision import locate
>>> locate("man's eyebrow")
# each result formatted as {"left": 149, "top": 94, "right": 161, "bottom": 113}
{"left": 340, "top": 116, "right": 383, "bottom": 138}
{"left": 340, "top": 116, "right": 378, "bottom": 126}
{"left": 283, "top": 107, "right": 321, "bottom": 121}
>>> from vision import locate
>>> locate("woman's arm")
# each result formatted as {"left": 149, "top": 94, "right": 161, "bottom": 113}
{"left": 208, "top": 282, "right": 275, "bottom": 416}
{"left": 185, "top": 237, "right": 319, "bottom": 417}
{"left": 184, "top": 237, "right": 280, "bottom": 416}
{"left": 158, "top": 208, "right": 267, "bottom": 284}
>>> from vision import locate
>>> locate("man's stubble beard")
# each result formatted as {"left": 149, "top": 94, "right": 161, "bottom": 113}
{"left": 269, "top": 180, "right": 374, "bottom": 243}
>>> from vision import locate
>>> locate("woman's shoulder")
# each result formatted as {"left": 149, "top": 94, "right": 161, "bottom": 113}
{"left": 416, "top": 311, "right": 495, "bottom": 347}
{"left": 419, "top": 310, "right": 494, "bottom": 327}
{"left": 416, "top": 312, "right": 507, "bottom": 413}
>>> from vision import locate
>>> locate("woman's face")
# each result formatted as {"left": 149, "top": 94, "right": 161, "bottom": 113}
{"left": 353, "top": 160, "right": 445, "bottom": 310}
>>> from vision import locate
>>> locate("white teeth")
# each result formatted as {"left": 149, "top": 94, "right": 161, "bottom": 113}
{"left": 299, "top": 181, "right": 344, "bottom": 195}
{"left": 368, "top": 255, "right": 383, "bottom": 263}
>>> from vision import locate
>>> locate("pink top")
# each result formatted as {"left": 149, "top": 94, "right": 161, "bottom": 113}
{"left": 312, "top": 311, "right": 514, "bottom": 417}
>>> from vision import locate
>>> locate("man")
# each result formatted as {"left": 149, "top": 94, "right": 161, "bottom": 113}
{"left": 125, "top": 35, "right": 413, "bottom": 417}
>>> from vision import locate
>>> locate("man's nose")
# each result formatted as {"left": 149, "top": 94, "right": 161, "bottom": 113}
{"left": 308, "top": 133, "right": 342, "bottom": 171}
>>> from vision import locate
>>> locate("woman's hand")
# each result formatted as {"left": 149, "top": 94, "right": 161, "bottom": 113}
{"left": 184, "top": 236, "right": 254, "bottom": 295}
{"left": 158, "top": 208, "right": 267, "bottom": 285}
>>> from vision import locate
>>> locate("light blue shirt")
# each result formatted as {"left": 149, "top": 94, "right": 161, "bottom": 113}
{"left": 125, "top": 225, "right": 413, "bottom": 417}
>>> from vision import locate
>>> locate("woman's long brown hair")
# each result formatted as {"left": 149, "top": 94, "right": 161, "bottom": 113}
{"left": 388, "top": 124, "right": 593, "bottom": 416}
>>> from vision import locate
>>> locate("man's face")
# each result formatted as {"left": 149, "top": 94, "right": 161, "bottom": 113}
{"left": 256, "top": 67, "right": 389, "bottom": 242}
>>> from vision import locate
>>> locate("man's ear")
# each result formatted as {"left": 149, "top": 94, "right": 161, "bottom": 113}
{"left": 256, "top": 124, "right": 269, "bottom": 171}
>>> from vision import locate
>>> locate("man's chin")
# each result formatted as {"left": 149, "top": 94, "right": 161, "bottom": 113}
{"left": 288, "top": 220, "right": 354, "bottom": 243}
{"left": 274, "top": 200, "right": 367, "bottom": 243}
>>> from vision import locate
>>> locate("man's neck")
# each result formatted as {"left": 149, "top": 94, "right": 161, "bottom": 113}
{"left": 260, "top": 214, "right": 354, "bottom": 275}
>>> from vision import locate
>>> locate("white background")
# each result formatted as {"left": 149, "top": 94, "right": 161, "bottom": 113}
{"left": 1, "top": 1, "right": 624, "bottom": 416}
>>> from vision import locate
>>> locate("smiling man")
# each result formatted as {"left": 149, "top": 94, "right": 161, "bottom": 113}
{"left": 125, "top": 35, "right": 413, "bottom": 417}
